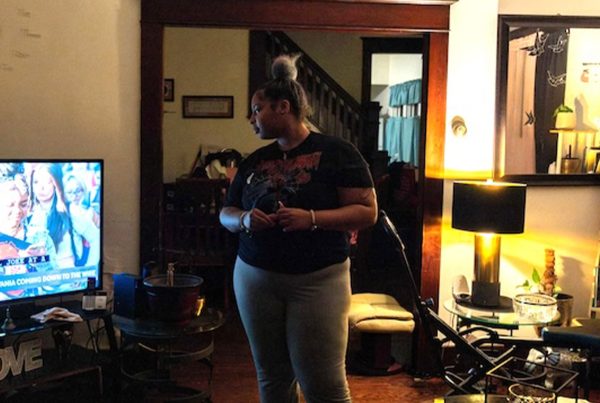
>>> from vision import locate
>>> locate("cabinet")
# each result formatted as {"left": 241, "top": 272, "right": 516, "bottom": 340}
{"left": 162, "top": 178, "right": 236, "bottom": 311}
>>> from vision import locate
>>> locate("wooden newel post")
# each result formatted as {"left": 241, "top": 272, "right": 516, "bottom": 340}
{"left": 362, "top": 101, "right": 382, "bottom": 165}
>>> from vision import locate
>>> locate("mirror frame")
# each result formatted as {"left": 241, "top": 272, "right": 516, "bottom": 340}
{"left": 494, "top": 14, "right": 600, "bottom": 186}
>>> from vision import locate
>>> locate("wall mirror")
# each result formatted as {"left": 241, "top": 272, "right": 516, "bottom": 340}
{"left": 495, "top": 15, "right": 600, "bottom": 185}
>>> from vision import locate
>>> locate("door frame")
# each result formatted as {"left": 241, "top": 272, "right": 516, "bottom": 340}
{"left": 361, "top": 36, "right": 425, "bottom": 278}
{"left": 140, "top": 0, "right": 449, "bottom": 346}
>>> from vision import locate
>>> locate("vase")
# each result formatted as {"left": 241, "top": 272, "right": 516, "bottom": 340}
{"left": 560, "top": 157, "right": 581, "bottom": 174}
{"left": 555, "top": 293, "right": 574, "bottom": 327}
{"left": 555, "top": 112, "right": 575, "bottom": 129}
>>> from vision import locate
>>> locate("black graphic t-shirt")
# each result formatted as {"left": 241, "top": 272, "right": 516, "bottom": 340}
{"left": 224, "top": 132, "right": 374, "bottom": 274}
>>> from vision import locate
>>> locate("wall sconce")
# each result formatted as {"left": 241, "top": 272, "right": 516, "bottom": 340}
{"left": 452, "top": 180, "right": 527, "bottom": 307}
{"left": 451, "top": 115, "right": 467, "bottom": 136}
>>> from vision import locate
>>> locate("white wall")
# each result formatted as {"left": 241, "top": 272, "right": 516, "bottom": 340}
{"left": 562, "top": 29, "right": 600, "bottom": 162}
{"left": 565, "top": 28, "right": 600, "bottom": 129}
{"left": 0, "top": 1, "right": 140, "bottom": 278}
{"left": 444, "top": 0, "right": 498, "bottom": 178}
{"left": 441, "top": 0, "right": 600, "bottom": 332}
{"left": 163, "top": 28, "right": 266, "bottom": 182}
{"left": 162, "top": 28, "right": 367, "bottom": 183}
{"left": 286, "top": 30, "right": 363, "bottom": 102}
{"left": 371, "top": 54, "right": 422, "bottom": 117}
{"left": 499, "top": 0, "right": 600, "bottom": 16}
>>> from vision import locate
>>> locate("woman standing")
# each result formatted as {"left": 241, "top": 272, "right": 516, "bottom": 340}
{"left": 29, "top": 163, "right": 74, "bottom": 268}
{"left": 220, "top": 54, "right": 377, "bottom": 403}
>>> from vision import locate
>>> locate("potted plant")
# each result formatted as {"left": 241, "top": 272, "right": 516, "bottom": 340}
{"left": 553, "top": 104, "right": 575, "bottom": 129}
{"left": 519, "top": 249, "right": 574, "bottom": 327}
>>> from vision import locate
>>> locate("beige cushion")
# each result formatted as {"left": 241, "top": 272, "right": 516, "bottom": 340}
{"left": 349, "top": 293, "right": 415, "bottom": 334}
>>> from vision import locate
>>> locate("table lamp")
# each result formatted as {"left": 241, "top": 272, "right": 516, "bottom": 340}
{"left": 452, "top": 180, "right": 526, "bottom": 307}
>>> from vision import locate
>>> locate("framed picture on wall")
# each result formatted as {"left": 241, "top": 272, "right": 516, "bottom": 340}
{"left": 182, "top": 96, "right": 234, "bottom": 118}
{"left": 163, "top": 78, "right": 174, "bottom": 102}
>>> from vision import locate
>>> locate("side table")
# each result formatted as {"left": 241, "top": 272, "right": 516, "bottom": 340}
{"left": 444, "top": 298, "right": 560, "bottom": 333}
{"left": 113, "top": 308, "right": 225, "bottom": 402}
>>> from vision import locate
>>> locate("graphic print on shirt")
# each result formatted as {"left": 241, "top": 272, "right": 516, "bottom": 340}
{"left": 244, "top": 152, "right": 322, "bottom": 213}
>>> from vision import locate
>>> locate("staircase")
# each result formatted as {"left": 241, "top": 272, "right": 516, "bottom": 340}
{"left": 249, "top": 31, "right": 380, "bottom": 159}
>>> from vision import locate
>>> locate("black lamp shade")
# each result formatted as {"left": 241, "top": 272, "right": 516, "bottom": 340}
{"left": 452, "top": 181, "right": 526, "bottom": 234}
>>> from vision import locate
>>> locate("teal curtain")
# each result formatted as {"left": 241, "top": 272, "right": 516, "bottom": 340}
{"left": 384, "top": 79, "right": 421, "bottom": 165}
{"left": 385, "top": 117, "right": 420, "bottom": 165}
{"left": 389, "top": 79, "right": 422, "bottom": 107}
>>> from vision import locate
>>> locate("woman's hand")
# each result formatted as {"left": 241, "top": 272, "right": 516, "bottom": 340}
{"left": 243, "top": 208, "right": 278, "bottom": 232}
{"left": 275, "top": 202, "right": 312, "bottom": 232}
{"left": 221, "top": 206, "right": 275, "bottom": 233}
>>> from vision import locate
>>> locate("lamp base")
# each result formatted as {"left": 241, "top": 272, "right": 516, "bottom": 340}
{"left": 471, "top": 281, "right": 500, "bottom": 307}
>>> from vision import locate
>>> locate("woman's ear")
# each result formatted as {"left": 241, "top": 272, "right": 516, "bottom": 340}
{"left": 277, "top": 99, "right": 291, "bottom": 115}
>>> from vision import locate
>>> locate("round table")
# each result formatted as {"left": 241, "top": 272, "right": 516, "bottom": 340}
{"left": 444, "top": 298, "right": 560, "bottom": 331}
{"left": 113, "top": 308, "right": 225, "bottom": 402}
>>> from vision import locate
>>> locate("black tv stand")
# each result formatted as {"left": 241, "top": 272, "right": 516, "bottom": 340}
{"left": 0, "top": 300, "right": 37, "bottom": 324}
{"left": 0, "top": 299, "right": 118, "bottom": 400}
{"left": 0, "top": 300, "right": 116, "bottom": 349}
{"left": 0, "top": 307, "right": 15, "bottom": 331}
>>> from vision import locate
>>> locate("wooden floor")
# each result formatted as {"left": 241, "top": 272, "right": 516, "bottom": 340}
{"left": 170, "top": 310, "right": 600, "bottom": 403}
{"left": 172, "top": 310, "right": 451, "bottom": 403}
{"left": 4, "top": 307, "right": 598, "bottom": 402}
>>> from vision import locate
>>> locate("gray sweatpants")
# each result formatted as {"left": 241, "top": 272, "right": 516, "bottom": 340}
{"left": 233, "top": 257, "right": 352, "bottom": 403}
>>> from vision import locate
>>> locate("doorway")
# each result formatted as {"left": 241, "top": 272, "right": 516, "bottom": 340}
{"left": 140, "top": 1, "right": 450, "bottom": 351}
{"left": 361, "top": 38, "right": 425, "bottom": 282}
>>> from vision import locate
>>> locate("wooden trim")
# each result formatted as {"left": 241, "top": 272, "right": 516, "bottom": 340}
{"left": 498, "top": 14, "right": 600, "bottom": 29}
{"left": 248, "top": 31, "right": 269, "bottom": 119}
{"left": 140, "top": 22, "right": 164, "bottom": 264}
{"left": 139, "top": 0, "right": 449, "bottom": 367}
{"left": 140, "top": 0, "right": 450, "bottom": 264}
{"left": 420, "top": 32, "right": 447, "bottom": 302}
{"left": 361, "top": 37, "right": 423, "bottom": 105}
{"left": 142, "top": 0, "right": 450, "bottom": 33}
{"left": 413, "top": 32, "right": 447, "bottom": 375}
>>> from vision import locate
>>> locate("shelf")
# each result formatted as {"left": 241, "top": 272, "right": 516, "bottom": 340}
{"left": 549, "top": 128, "right": 597, "bottom": 135}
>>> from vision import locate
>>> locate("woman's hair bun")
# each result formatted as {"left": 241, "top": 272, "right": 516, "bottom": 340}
{"left": 271, "top": 54, "right": 300, "bottom": 81}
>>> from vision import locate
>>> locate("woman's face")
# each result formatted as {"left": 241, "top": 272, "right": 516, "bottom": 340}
{"left": 249, "top": 92, "right": 285, "bottom": 140}
{"left": 64, "top": 178, "right": 84, "bottom": 204}
{"left": 0, "top": 181, "right": 29, "bottom": 236}
{"left": 32, "top": 169, "right": 56, "bottom": 203}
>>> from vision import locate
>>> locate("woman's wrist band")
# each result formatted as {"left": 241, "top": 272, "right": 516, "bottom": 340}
{"left": 239, "top": 210, "right": 250, "bottom": 233}
{"left": 309, "top": 209, "right": 318, "bottom": 232}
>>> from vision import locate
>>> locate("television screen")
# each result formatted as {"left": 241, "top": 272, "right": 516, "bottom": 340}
{"left": 0, "top": 160, "right": 102, "bottom": 302}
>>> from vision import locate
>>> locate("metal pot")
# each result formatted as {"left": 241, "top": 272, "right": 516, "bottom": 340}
{"left": 143, "top": 274, "right": 203, "bottom": 325}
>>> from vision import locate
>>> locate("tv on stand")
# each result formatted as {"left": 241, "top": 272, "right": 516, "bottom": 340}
{"left": 0, "top": 160, "right": 103, "bottom": 324}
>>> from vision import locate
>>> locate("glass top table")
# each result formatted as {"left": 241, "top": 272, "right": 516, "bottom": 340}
{"left": 444, "top": 297, "right": 560, "bottom": 329}
{"left": 113, "top": 307, "right": 225, "bottom": 340}
{"left": 113, "top": 308, "right": 225, "bottom": 401}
